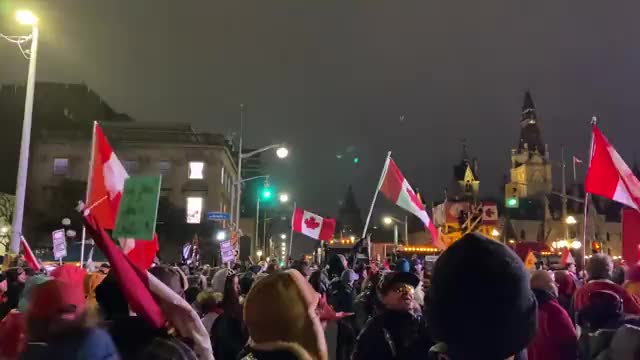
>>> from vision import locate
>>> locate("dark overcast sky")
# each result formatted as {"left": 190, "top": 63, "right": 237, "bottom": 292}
{"left": 2, "top": 0, "right": 640, "bottom": 219}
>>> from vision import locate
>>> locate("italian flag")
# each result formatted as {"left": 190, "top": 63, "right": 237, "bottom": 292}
{"left": 379, "top": 158, "right": 443, "bottom": 249}
{"left": 87, "top": 122, "right": 159, "bottom": 269}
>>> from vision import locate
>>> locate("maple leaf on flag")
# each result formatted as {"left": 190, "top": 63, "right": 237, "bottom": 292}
{"left": 304, "top": 216, "right": 320, "bottom": 230}
{"left": 485, "top": 208, "right": 495, "bottom": 218}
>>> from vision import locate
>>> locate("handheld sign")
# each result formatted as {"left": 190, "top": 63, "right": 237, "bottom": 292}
{"left": 220, "top": 240, "right": 235, "bottom": 263}
{"left": 52, "top": 229, "right": 67, "bottom": 260}
{"left": 113, "top": 176, "right": 161, "bottom": 240}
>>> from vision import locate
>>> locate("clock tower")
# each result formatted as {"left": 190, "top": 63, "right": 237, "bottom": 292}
{"left": 505, "top": 91, "right": 552, "bottom": 199}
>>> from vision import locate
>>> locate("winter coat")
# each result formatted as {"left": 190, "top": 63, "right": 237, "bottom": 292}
{"left": 527, "top": 289, "right": 577, "bottom": 360}
{"left": 353, "top": 286, "right": 383, "bottom": 333}
{"left": 20, "top": 327, "right": 119, "bottom": 360}
{"left": 578, "top": 320, "right": 640, "bottom": 360}
{"left": 329, "top": 280, "right": 357, "bottom": 360}
{"left": 574, "top": 280, "right": 640, "bottom": 315}
{"left": 210, "top": 313, "right": 248, "bottom": 360}
{"left": 352, "top": 309, "right": 432, "bottom": 360}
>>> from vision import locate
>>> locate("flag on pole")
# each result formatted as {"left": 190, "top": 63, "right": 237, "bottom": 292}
{"left": 379, "top": 158, "right": 443, "bottom": 248}
{"left": 585, "top": 125, "right": 640, "bottom": 210}
{"left": 292, "top": 208, "right": 336, "bottom": 241}
{"left": 20, "top": 236, "right": 40, "bottom": 271}
{"left": 87, "top": 122, "right": 159, "bottom": 269}
{"left": 559, "top": 248, "right": 575, "bottom": 268}
{"left": 82, "top": 214, "right": 213, "bottom": 359}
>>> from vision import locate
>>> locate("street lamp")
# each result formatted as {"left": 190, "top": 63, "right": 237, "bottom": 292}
{"left": 9, "top": 9, "right": 39, "bottom": 255}
{"left": 491, "top": 229, "right": 500, "bottom": 237}
{"left": 256, "top": 250, "right": 263, "bottom": 258}
{"left": 279, "top": 193, "right": 289, "bottom": 203}
{"left": 280, "top": 233, "right": 286, "bottom": 240}
{"left": 382, "top": 215, "right": 409, "bottom": 246}
{"left": 565, "top": 216, "right": 577, "bottom": 225}
{"left": 276, "top": 147, "right": 289, "bottom": 159}
{"left": 216, "top": 230, "right": 227, "bottom": 241}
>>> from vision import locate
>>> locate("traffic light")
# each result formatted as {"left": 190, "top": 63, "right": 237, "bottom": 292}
{"left": 261, "top": 187, "right": 272, "bottom": 200}
{"left": 353, "top": 156, "right": 359, "bottom": 164}
{"left": 505, "top": 185, "right": 520, "bottom": 208}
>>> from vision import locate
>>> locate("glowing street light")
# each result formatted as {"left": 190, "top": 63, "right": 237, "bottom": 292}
{"left": 571, "top": 240, "right": 582, "bottom": 249}
{"left": 276, "top": 147, "right": 289, "bottom": 159}
{"left": 216, "top": 231, "right": 227, "bottom": 241}
{"left": 16, "top": 10, "right": 38, "bottom": 25}
{"left": 565, "top": 216, "right": 577, "bottom": 225}
{"left": 279, "top": 193, "right": 289, "bottom": 203}
{"left": 256, "top": 250, "right": 263, "bottom": 258}
{"left": 383, "top": 216, "right": 393, "bottom": 225}
{"left": 280, "top": 233, "right": 286, "bottom": 240}
{"left": 491, "top": 229, "right": 500, "bottom": 237}
{"left": 281, "top": 242, "right": 286, "bottom": 247}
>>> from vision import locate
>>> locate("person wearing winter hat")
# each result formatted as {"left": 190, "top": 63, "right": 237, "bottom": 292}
{"left": 352, "top": 271, "right": 431, "bottom": 359}
{"left": 21, "top": 279, "right": 119, "bottom": 359}
{"left": 239, "top": 270, "right": 329, "bottom": 360}
{"left": 328, "top": 269, "right": 359, "bottom": 360}
{"left": 394, "top": 258, "right": 410, "bottom": 273}
{"left": 210, "top": 268, "right": 247, "bottom": 360}
{"left": 527, "top": 270, "right": 577, "bottom": 360}
{"left": 0, "top": 275, "right": 51, "bottom": 359}
{"left": 426, "top": 233, "right": 537, "bottom": 360}
{"left": 574, "top": 253, "right": 640, "bottom": 316}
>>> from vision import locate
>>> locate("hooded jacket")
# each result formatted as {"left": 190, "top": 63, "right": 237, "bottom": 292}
{"left": 241, "top": 270, "right": 328, "bottom": 360}
{"left": 527, "top": 289, "right": 577, "bottom": 360}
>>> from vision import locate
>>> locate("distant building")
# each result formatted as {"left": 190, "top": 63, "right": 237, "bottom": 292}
{"left": 26, "top": 122, "right": 238, "bottom": 263}
{"left": 452, "top": 142, "right": 480, "bottom": 202}
{"left": 0, "top": 82, "right": 132, "bottom": 194}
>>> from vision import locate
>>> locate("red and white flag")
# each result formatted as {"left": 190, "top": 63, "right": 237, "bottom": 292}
{"left": 20, "top": 236, "right": 40, "bottom": 271}
{"left": 87, "top": 122, "right": 159, "bottom": 269}
{"left": 83, "top": 214, "right": 213, "bottom": 359}
{"left": 559, "top": 248, "right": 575, "bottom": 267}
{"left": 292, "top": 208, "right": 336, "bottom": 241}
{"left": 379, "top": 158, "right": 443, "bottom": 249}
{"left": 585, "top": 125, "right": 640, "bottom": 210}
{"left": 481, "top": 202, "right": 498, "bottom": 223}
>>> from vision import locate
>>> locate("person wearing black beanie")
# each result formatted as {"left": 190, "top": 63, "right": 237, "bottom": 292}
{"left": 425, "top": 233, "right": 537, "bottom": 360}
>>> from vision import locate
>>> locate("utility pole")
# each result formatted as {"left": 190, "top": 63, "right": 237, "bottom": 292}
{"left": 561, "top": 146, "right": 569, "bottom": 240}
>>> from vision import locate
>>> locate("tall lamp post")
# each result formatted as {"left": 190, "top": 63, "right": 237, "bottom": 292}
{"left": 233, "top": 105, "right": 288, "bottom": 257}
{"left": 7, "top": 10, "right": 39, "bottom": 255}
{"left": 383, "top": 216, "right": 408, "bottom": 246}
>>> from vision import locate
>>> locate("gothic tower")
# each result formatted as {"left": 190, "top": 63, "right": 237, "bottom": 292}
{"left": 452, "top": 141, "right": 480, "bottom": 202}
{"left": 336, "top": 185, "right": 364, "bottom": 238}
{"left": 505, "top": 91, "right": 552, "bottom": 199}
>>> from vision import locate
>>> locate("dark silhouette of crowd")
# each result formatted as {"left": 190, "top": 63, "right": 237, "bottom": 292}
{"left": 2, "top": 232, "right": 640, "bottom": 359}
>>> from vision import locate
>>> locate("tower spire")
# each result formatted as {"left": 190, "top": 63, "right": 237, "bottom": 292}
{"left": 521, "top": 90, "right": 537, "bottom": 122}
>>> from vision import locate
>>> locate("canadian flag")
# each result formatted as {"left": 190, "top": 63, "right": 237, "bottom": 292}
{"left": 21, "top": 236, "right": 41, "bottom": 271}
{"left": 481, "top": 202, "right": 498, "bottom": 223}
{"left": 87, "top": 122, "right": 159, "bottom": 269}
{"left": 379, "top": 158, "right": 443, "bottom": 249}
{"left": 559, "top": 248, "right": 575, "bottom": 268}
{"left": 292, "top": 208, "right": 336, "bottom": 241}
{"left": 585, "top": 125, "right": 640, "bottom": 210}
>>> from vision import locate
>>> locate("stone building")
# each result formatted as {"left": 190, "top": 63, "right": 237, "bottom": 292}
{"left": 26, "top": 122, "right": 238, "bottom": 263}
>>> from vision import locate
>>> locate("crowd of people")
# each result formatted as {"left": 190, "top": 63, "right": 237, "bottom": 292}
{"left": 1, "top": 232, "right": 640, "bottom": 359}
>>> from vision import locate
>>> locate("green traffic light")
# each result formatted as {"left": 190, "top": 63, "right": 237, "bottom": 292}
{"left": 262, "top": 189, "right": 272, "bottom": 199}
{"left": 506, "top": 197, "right": 518, "bottom": 208}
{"left": 353, "top": 157, "right": 359, "bottom": 164}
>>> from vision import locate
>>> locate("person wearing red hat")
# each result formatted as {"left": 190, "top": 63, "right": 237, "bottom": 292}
{"left": 21, "top": 279, "right": 119, "bottom": 359}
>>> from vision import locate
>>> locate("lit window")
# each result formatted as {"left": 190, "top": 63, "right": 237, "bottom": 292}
{"left": 53, "top": 158, "right": 69, "bottom": 176}
{"left": 186, "top": 197, "right": 203, "bottom": 224}
{"left": 123, "top": 160, "right": 139, "bottom": 174}
{"left": 158, "top": 161, "right": 171, "bottom": 176}
{"left": 221, "top": 166, "right": 225, "bottom": 184}
{"left": 189, "top": 162, "right": 204, "bottom": 179}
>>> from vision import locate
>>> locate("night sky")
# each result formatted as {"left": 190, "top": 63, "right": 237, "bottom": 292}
{"left": 2, "top": 0, "right": 640, "bottom": 222}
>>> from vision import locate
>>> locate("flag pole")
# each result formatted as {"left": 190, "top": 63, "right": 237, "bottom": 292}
{"left": 80, "top": 121, "right": 98, "bottom": 267}
{"left": 361, "top": 152, "right": 392, "bottom": 257}
{"left": 582, "top": 116, "right": 597, "bottom": 271}
{"left": 288, "top": 201, "right": 296, "bottom": 258}
{"left": 573, "top": 156, "right": 577, "bottom": 183}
